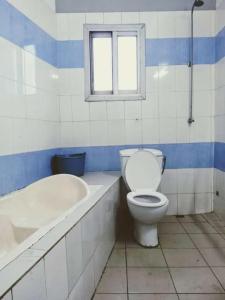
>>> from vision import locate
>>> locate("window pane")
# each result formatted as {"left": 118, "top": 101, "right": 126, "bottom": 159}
{"left": 118, "top": 36, "right": 137, "bottom": 91}
{"left": 92, "top": 36, "right": 112, "bottom": 92}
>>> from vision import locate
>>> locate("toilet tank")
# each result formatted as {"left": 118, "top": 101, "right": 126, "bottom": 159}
{"left": 119, "top": 148, "right": 164, "bottom": 180}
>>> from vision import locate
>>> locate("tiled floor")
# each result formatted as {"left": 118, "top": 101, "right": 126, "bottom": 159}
{"left": 93, "top": 213, "right": 225, "bottom": 300}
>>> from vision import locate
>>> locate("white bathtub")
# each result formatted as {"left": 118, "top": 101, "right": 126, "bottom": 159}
{"left": 0, "top": 174, "right": 91, "bottom": 270}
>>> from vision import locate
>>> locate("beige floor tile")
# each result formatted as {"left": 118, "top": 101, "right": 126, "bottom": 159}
{"left": 200, "top": 248, "right": 225, "bottom": 266}
{"left": 126, "top": 234, "right": 160, "bottom": 249}
{"left": 178, "top": 215, "right": 206, "bottom": 223}
{"left": 170, "top": 267, "right": 224, "bottom": 293}
{"left": 115, "top": 240, "right": 126, "bottom": 249}
{"left": 163, "top": 249, "right": 207, "bottom": 267}
{"left": 128, "top": 268, "right": 176, "bottom": 293}
{"left": 93, "top": 295, "right": 127, "bottom": 300}
{"left": 107, "top": 249, "right": 126, "bottom": 267}
{"left": 129, "top": 295, "right": 179, "bottom": 300}
{"left": 182, "top": 223, "right": 217, "bottom": 234}
{"left": 212, "top": 267, "right": 225, "bottom": 289}
{"left": 96, "top": 268, "right": 127, "bottom": 293}
{"left": 160, "top": 216, "right": 179, "bottom": 223}
{"left": 127, "top": 249, "right": 166, "bottom": 267}
{"left": 190, "top": 234, "right": 225, "bottom": 248}
{"left": 158, "top": 223, "right": 185, "bottom": 234}
{"left": 159, "top": 234, "right": 195, "bottom": 249}
{"left": 178, "top": 295, "right": 225, "bottom": 300}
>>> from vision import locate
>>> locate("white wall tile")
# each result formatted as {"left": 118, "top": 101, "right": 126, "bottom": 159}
{"left": 107, "top": 120, "right": 125, "bottom": 145}
{"left": 66, "top": 223, "right": 83, "bottom": 293}
{"left": 195, "top": 193, "right": 213, "bottom": 214}
{"left": 73, "top": 122, "right": 90, "bottom": 146}
{"left": 45, "top": 238, "right": 68, "bottom": 300}
{"left": 107, "top": 101, "right": 125, "bottom": 120}
{"left": 90, "top": 121, "right": 108, "bottom": 146}
{"left": 166, "top": 194, "right": 178, "bottom": 215}
{"left": 68, "top": 14, "right": 85, "bottom": 40}
{"left": 159, "top": 118, "right": 177, "bottom": 143}
{"left": 178, "top": 194, "right": 195, "bottom": 215}
{"left": 177, "top": 169, "right": 195, "bottom": 194}
{"left": 60, "top": 96, "right": 72, "bottom": 122}
{"left": 125, "top": 119, "right": 142, "bottom": 144}
{"left": 90, "top": 102, "right": 107, "bottom": 121}
{"left": 125, "top": 101, "right": 141, "bottom": 120}
{"left": 122, "top": 12, "right": 140, "bottom": 24}
{"left": 139, "top": 12, "right": 158, "bottom": 38}
{"left": 85, "top": 13, "right": 104, "bottom": 23}
{"left": 160, "top": 170, "right": 177, "bottom": 194}
{"left": 13, "top": 261, "right": 47, "bottom": 300}
{"left": 142, "top": 118, "right": 159, "bottom": 144}
{"left": 158, "top": 12, "right": 176, "bottom": 38}
{"left": 103, "top": 12, "right": 122, "bottom": 24}
{"left": 141, "top": 93, "right": 159, "bottom": 119}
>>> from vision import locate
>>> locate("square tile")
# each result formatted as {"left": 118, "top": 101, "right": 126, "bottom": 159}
{"left": 129, "top": 295, "right": 179, "bottom": 300}
{"left": 159, "top": 234, "right": 195, "bottom": 249}
{"left": 107, "top": 249, "right": 126, "bottom": 267}
{"left": 12, "top": 261, "right": 47, "bottom": 300}
{"left": 163, "top": 249, "right": 207, "bottom": 267}
{"left": 189, "top": 234, "right": 225, "bottom": 248}
{"left": 96, "top": 268, "right": 127, "bottom": 293}
{"left": 127, "top": 249, "right": 166, "bottom": 267}
{"left": 182, "top": 223, "right": 217, "bottom": 234}
{"left": 212, "top": 267, "right": 225, "bottom": 289}
{"left": 93, "top": 295, "right": 127, "bottom": 300}
{"left": 128, "top": 268, "right": 175, "bottom": 293}
{"left": 114, "top": 240, "right": 125, "bottom": 249}
{"left": 66, "top": 223, "right": 83, "bottom": 292}
{"left": 44, "top": 239, "right": 68, "bottom": 300}
{"left": 200, "top": 248, "right": 225, "bottom": 266}
{"left": 170, "top": 267, "right": 224, "bottom": 293}
{"left": 158, "top": 223, "right": 185, "bottom": 234}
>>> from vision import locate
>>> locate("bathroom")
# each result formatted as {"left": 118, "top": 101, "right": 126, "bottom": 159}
{"left": 0, "top": 0, "right": 225, "bottom": 298}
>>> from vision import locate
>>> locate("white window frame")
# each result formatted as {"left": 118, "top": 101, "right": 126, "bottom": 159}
{"left": 84, "top": 24, "right": 146, "bottom": 102}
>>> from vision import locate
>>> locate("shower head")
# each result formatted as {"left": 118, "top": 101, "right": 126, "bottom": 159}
{"left": 194, "top": 0, "right": 204, "bottom": 7}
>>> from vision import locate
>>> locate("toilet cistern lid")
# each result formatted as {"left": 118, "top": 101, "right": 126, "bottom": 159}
{"left": 125, "top": 150, "right": 161, "bottom": 191}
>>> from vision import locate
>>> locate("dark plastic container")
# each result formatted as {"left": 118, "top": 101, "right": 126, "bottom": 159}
{"left": 52, "top": 153, "right": 86, "bottom": 177}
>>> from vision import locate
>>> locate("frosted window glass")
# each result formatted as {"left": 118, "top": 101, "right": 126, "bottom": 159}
{"left": 118, "top": 36, "right": 137, "bottom": 91}
{"left": 92, "top": 37, "right": 112, "bottom": 92}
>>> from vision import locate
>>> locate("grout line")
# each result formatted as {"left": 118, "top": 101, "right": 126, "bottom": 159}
{"left": 179, "top": 218, "right": 225, "bottom": 293}
{"left": 160, "top": 242, "right": 178, "bottom": 296}
{"left": 125, "top": 233, "right": 129, "bottom": 300}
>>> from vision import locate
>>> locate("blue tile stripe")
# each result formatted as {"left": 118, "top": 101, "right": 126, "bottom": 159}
{"left": 214, "top": 142, "right": 225, "bottom": 172}
{"left": 0, "top": 143, "right": 215, "bottom": 196}
{"left": 60, "top": 143, "right": 214, "bottom": 172}
{"left": 0, "top": 0, "right": 57, "bottom": 66}
{"left": 0, "top": 149, "right": 59, "bottom": 196}
{"left": 0, "top": 0, "right": 219, "bottom": 68}
{"left": 216, "top": 26, "right": 225, "bottom": 63}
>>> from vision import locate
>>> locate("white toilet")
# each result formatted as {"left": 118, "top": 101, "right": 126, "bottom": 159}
{"left": 120, "top": 149, "right": 169, "bottom": 247}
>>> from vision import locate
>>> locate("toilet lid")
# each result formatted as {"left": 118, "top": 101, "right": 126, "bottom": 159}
{"left": 125, "top": 150, "right": 161, "bottom": 191}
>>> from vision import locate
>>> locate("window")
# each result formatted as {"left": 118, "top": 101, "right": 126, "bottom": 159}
{"left": 84, "top": 24, "right": 145, "bottom": 101}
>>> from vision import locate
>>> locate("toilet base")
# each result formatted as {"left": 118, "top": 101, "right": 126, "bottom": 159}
{"left": 134, "top": 222, "right": 158, "bottom": 247}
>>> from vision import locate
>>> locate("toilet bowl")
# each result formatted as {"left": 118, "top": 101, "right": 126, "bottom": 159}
{"left": 120, "top": 149, "right": 169, "bottom": 247}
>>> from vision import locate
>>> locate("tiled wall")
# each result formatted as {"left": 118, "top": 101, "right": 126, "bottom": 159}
{"left": 214, "top": 0, "right": 225, "bottom": 216}
{"left": 57, "top": 11, "right": 215, "bottom": 215}
{"left": 0, "top": 180, "right": 120, "bottom": 300}
{"left": 0, "top": 0, "right": 60, "bottom": 195}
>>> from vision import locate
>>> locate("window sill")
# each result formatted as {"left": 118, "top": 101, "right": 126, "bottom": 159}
{"left": 85, "top": 94, "right": 146, "bottom": 102}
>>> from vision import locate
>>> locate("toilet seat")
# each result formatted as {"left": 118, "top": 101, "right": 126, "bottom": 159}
{"left": 125, "top": 150, "right": 168, "bottom": 208}
{"left": 127, "top": 190, "right": 168, "bottom": 208}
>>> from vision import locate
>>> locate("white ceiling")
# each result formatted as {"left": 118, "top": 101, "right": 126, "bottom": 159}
{"left": 56, "top": 0, "right": 216, "bottom": 13}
